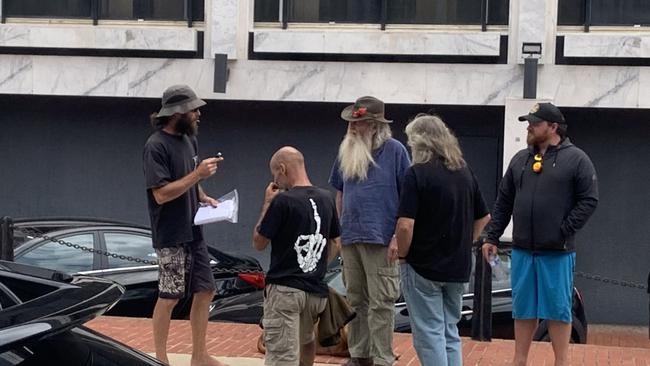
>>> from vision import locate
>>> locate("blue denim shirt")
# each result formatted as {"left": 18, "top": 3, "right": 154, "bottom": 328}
{"left": 329, "top": 138, "right": 411, "bottom": 246}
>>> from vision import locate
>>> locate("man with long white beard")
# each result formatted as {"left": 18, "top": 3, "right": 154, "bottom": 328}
{"left": 329, "top": 96, "right": 410, "bottom": 366}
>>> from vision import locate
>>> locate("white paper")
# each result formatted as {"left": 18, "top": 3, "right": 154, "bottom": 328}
{"left": 194, "top": 200, "right": 235, "bottom": 225}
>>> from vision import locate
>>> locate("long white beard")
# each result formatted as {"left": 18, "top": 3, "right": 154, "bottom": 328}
{"left": 337, "top": 132, "right": 375, "bottom": 181}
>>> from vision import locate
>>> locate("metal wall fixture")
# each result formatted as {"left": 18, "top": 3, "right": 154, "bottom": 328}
{"left": 522, "top": 42, "right": 542, "bottom": 99}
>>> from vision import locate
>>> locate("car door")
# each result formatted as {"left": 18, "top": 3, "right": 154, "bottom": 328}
{"left": 92, "top": 230, "right": 159, "bottom": 318}
{"left": 14, "top": 231, "right": 99, "bottom": 274}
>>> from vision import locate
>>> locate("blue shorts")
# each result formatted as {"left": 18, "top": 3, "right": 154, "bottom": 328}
{"left": 511, "top": 248, "right": 575, "bottom": 323}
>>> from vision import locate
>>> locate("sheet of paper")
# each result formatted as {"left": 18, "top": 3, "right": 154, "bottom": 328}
{"left": 193, "top": 200, "right": 235, "bottom": 225}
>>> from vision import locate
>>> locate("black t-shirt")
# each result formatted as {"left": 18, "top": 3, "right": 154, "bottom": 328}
{"left": 398, "top": 161, "right": 489, "bottom": 282}
{"left": 143, "top": 130, "right": 202, "bottom": 249}
{"left": 258, "top": 186, "right": 341, "bottom": 296}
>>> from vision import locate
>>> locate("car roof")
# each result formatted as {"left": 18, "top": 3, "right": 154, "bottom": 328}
{"left": 12, "top": 216, "right": 149, "bottom": 231}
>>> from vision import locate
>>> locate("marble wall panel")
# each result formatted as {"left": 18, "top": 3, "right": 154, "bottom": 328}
{"left": 0, "top": 56, "right": 33, "bottom": 94}
{"left": 0, "top": 24, "right": 196, "bottom": 51}
{"left": 253, "top": 30, "right": 501, "bottom": 56}
{"left": 32, "top": 56, "right": 129, "bottom": 96}
{"left": 564, "top": 34, "right": 641, "bottom": 58}
{"left": 539, "top": 65, "right": 640, "bottom": 108}
{"left": 2, "top": 53, "right": 649, "bottom": 110}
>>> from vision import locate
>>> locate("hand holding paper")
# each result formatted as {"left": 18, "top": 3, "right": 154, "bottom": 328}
{"left": 194, "top": 189, "right": 239, "bottom": 225}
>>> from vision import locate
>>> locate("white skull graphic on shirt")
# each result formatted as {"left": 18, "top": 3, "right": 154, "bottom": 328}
{"left": 294, "top": 198, "right": 327, "bottom": 273}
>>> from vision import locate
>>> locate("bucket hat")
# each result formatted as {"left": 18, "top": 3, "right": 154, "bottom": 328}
{"left": 157, "top": 84, "right": 206, "bottom": 118}
{"left": 340, "top": 96, "right": 392, "bottom": 123}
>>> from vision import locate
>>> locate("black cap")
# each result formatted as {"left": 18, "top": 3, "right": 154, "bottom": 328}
{"left": 518, "top": 103, "right": 566, "bottom": 125}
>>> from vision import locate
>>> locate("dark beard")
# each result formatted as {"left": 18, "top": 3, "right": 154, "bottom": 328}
{"left": 174, "top": 114, "right": 197, "bottom": 136}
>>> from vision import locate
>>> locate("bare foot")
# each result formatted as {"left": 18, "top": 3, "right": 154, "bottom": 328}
{"left": 190, "top": 355, "right": 229, "bottom": 366}
{"left": 155, "top": 354, "right": 170, "bottom": 365}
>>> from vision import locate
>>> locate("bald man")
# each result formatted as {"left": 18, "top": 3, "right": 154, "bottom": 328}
{"left": 253, "top": 146, "right": 342, "bottom": 366}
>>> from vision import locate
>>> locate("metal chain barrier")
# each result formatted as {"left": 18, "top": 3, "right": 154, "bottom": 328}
{"left": 13, "top": 226, "right": 265, "bottom": 275}
{"left": 574, "top": 271, "right": 647, "bottom": 290}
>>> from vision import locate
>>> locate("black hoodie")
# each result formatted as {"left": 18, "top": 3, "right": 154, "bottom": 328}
{"left": 485, "top": 138, "right": 598, "bottom": 252}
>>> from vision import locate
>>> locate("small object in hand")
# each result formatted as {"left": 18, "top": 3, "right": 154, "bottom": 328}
{"left": 216, "top": 152, "right": 223, "bottom": 158}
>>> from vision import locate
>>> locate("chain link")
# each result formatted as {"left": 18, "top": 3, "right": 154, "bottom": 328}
{"left": 12, "top": 226, "right": 265, "bottom": 275}
{"left": 574, "top": 271, "right": 647, "bottom": 290}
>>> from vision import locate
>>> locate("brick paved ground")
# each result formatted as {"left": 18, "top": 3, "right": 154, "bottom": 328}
{"left": 86, "top": 317, "right": 650, "bottom": 366}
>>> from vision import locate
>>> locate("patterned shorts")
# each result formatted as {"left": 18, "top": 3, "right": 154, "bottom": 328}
{"left": 155, "top": 240, "right": 215, "bottom": 299}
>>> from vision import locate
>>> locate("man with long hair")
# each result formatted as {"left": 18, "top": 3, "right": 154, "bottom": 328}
{"left": 395, "top": 114, "right": 490, "bottom": 365}
{"left": 329, "top": 96, "right": 410, "bottom": 366}
{"left": 482, "top": 103, "right": 598, "bottom": 366}
{"left": 143, "top": 85, "right": 227, "bottom": 366}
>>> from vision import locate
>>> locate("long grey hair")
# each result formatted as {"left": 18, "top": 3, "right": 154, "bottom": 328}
{"left": 405, "top": 114, "right": 466, "bottom": 171}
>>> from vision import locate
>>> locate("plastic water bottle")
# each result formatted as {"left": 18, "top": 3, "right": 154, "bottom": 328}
{"left": 489, "top": 254, "right": 507, "bottom": 282}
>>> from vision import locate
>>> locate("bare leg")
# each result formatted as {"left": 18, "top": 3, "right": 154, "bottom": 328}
{"left": 189, "top": 290, "right": 228, "bottom": 366}
{"left": 153, "top": 297, "right": 179, "bottom": 365}
{"left": 513, "top": 319, "right": 538, "bottom": 366}
{"left": 300, "top": 340, "right": 316, "bottom": 366}
{"left": 547, "top": 320, "right": 571, "bottom": 366}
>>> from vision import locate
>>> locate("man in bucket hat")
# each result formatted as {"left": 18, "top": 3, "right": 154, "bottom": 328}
{"left": 329, "top": 96, "right": 410, "bottom": 366}
{"left": 482, "top": 102, "right": 598, "bottom": 366}
{"left": 143, "top": 84, "right": 227, "bottom": 366}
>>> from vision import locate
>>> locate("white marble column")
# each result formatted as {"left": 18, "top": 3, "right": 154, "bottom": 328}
{"left": 211, "top": 0, "right": 239, "bottom": 59}
{"left": 508, "top": 0, "right": 559, "bottom": 65}
{"left": 498, "top": 97, "right": 553, "bottom": 240}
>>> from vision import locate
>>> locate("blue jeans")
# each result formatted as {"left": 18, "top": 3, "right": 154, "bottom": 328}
{"left": 400, "top": 263, "right": 465, "bottom": 366}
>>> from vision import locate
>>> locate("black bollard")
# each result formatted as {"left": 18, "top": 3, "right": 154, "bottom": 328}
{"left": 1, "top": 216, "right": 14, "bottom": 261}
{"left": 471, "top": 243, "right": 492, "bottom": 341}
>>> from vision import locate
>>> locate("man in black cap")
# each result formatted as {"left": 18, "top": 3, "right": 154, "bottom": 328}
{"left": 143, "top": 84, "right": 227, "bottom": 366}
{"left": 482, "top": 102, "right": 598, "bottom": 366}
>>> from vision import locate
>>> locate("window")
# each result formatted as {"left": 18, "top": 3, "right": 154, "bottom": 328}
{"left": 255, "top": 0, "right": 280, "bottom": 22}
{"left": 558, "top": 0, "right": 585, "bottom": 25}
{"left": 253, "top": 0, "right": 509, "bottom": 25}
{"left": 559, "top": 0, "right": 650, "bottom": 26}
{"left": 387, "top": 0, "right": 509, "bottom": 25}
{"left": 290, "top": 0, "right": 382, "bottom": 23}
{"left": 100, "top": 0, "right": 204, "bottom": 21}
{"left": 3, "top": 0, "right": 204, "bottom": 21}
{"left": 104, "top": 232, "right": 156, "bottom": 269}
{"left": 17, "top": 234, "right": 94, "bottom": 274}
{"left": 4, "top": 0, "right": 91, "bottom": 18}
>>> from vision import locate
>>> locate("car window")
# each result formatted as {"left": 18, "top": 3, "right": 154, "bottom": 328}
{"left": 468, "top": 249, "right": 512, "bottom": 292}
{"left": 492, "top": 252, "right": 511, "bottom": 290}
{"left": 16, "top": 233, "right": 94, "bottom": 274}
{"left": 104, "top": 232, "right": 156, "bottom": 269}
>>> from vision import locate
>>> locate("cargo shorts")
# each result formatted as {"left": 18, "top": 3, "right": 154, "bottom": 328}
{"left": 155, "top": 239, "right": 215, "bottom": 299}
{"left": 262, "top": 284, "right": 327, "bottom": 366}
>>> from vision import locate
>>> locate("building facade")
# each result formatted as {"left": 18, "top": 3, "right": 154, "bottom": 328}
{"left": 1, "top": 0, "right": 648, "bottom": 326}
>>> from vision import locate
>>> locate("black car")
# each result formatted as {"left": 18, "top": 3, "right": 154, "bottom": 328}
{"left": 325, "top": 243, "right": 588, "bottom": 343}
{"left": 8, "top": 217, "right": 265, "bottom": 323}
{"left": 0, "top": 260, "right": 166, "bottom": 365}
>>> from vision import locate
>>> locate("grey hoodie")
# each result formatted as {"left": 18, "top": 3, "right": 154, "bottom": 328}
{"left": 485, "top": 138, "right": 598, "bottom": 252}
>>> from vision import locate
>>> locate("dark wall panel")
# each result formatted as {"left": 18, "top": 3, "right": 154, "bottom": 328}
{"left": 562, "top": 107, "right": 650, "bottom": 325}
{"left": 0, "top": 95, "right": 502, "bottom": 270}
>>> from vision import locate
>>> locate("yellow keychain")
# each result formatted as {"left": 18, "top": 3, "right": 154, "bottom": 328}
{"left": 532, "top": 154, "right": 543, "bottom": 173}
